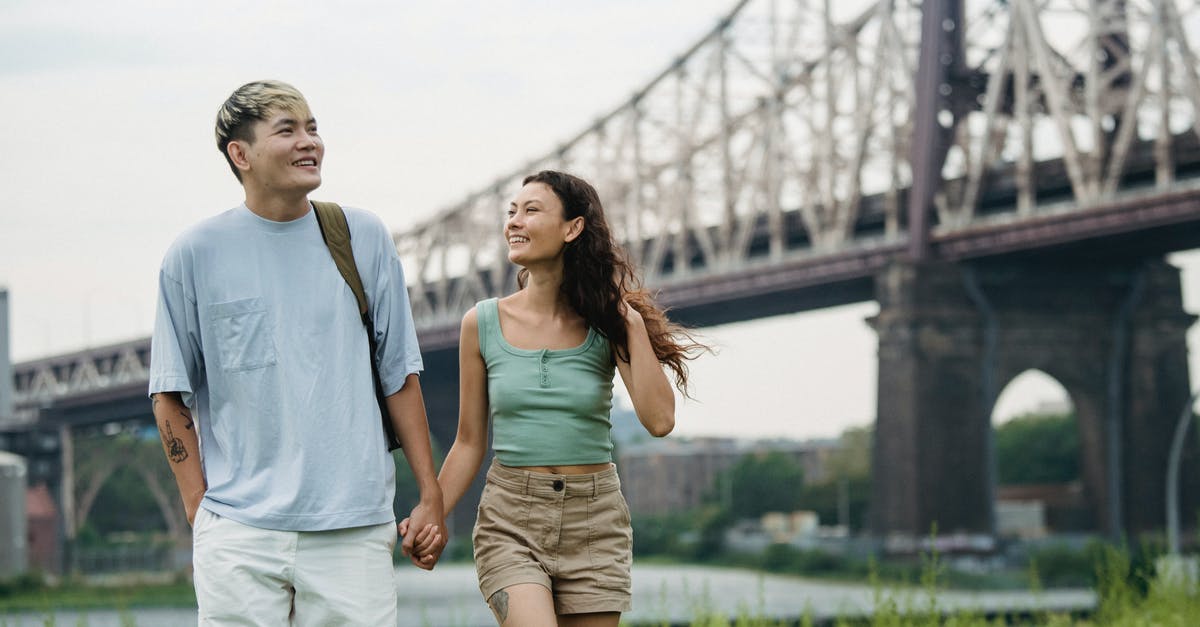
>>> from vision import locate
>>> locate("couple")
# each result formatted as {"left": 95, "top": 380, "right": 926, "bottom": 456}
{"left": 149, "top": 80, "right": 705, "bottom": 626}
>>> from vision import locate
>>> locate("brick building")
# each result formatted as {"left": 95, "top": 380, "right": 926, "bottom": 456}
{"left": 616, "top": 436, "right": 838, "bottom": 516}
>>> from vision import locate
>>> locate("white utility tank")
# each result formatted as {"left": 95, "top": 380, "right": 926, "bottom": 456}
{"left": 0, "top": 450, "right": 27, "bottom": 579}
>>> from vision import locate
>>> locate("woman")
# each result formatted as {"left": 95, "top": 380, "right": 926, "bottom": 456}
{"left": 405, "top": 170, "right": 705, "bottom": 626}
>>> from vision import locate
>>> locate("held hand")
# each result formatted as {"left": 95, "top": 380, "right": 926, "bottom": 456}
{"left": 400, "top": 502, "right": 446, "bottom": 570}
{"left": 397, "top": 517, "right": 441, "bottom": 567}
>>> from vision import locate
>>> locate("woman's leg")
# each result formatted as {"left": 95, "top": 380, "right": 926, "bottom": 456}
{"left": 558, "top": 612, "right": 621, "bottom": 627}
{"left": 489, "top": 583, "right": 557, "bottom": 627}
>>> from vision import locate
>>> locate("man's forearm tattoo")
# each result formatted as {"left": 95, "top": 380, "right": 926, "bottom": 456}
{"left": 161, "top": 422, "right": 188, "bottom": 463}
{"left": 489, "top": 590, "right": 509, "bottom": 622}
{"left": 180, "top": 408, "right": 194, "bottom": 430}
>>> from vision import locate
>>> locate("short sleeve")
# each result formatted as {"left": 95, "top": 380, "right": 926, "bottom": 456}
{"left": 148, "top": 258, "right": 203, "bottom": 402}
{"left": 351, "top": 210, "right": 423, "bottom": 396}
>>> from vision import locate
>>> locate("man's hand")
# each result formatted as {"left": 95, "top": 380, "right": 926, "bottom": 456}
{"left": 385, "top": 375, "right": 447, "bottom": 569}
{"left": 399, "top": 500, "right": 446, "bottom": 570}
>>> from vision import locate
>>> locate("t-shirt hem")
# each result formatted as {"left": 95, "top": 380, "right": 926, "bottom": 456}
{"left": 380, "top": 362, "right": 424, "bottom": 397}
{"left": 201, "top": 499, "right": 395, "bottom": 532}
{"left": 148, "top": 376, "right": 192, "bottom": 398}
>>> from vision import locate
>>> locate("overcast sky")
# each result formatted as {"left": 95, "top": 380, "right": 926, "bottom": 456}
{"left": 2, "top": 0, "right": 1199, "bottom": 441}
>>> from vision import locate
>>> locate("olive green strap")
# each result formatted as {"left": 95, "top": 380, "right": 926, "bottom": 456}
{"left": 310, "top": 200, "right": 402, "bottom": 451}
{"left": 311, "top": 201, "right": 369, "bottom": 318}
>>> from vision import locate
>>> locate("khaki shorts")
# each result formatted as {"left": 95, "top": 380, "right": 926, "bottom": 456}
{"left": 472, "top": 460, "right": 633, "bottom": 615}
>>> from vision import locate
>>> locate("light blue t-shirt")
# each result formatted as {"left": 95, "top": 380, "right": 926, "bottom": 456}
{"left": 148, "top": 203, "right": 423, "bottom": 531}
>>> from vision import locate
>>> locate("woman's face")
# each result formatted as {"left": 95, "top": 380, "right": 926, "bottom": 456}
{"left": 505, "top": 182, "right": 582, "bottom": 267}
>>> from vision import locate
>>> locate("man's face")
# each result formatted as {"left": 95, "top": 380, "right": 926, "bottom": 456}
{"left": 238, "top": 107, "right": 323, "bottom": 195}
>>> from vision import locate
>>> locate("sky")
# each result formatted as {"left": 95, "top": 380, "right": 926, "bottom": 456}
{"left": 2, "top": 0, "right": 1199, "bottom": 442}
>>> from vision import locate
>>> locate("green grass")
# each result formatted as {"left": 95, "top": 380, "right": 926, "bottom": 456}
{"left": 0, "top": 580, "right": 195, "bottom": 612}
{"left": 4, "top": 546, "right": 1197, "bottom": 626}
{"left": 623, "top": 544, "right": 1198, "bottom": 626}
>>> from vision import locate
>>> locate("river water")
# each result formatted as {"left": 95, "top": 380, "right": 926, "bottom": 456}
{"left": 0, "top": 563, "right": 1094, "bottom": 626}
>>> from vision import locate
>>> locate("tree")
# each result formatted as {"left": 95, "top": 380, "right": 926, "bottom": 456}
{"left": 74, "top": 430, "right": 187, "bottom": 543}
{"left": 716, "top": 451, "right": 806, "bottom": 519}
{"left": 995, "top": 412, "right": 1079, "bottom": 484}
{"left": 823, "top": 425, "right": 872, "bottom": 481}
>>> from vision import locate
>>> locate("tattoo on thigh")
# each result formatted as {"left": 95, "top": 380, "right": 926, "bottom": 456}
{"left": 488, "top": 590, "right": 509, "bottom": 622}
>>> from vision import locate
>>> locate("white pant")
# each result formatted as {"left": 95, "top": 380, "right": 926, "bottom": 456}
{"left": 192, "top": 507, "right": 398, "bottom": 626}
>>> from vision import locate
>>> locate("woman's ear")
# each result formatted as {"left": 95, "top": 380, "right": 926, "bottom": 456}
{"left": 564, "top": 216, "right": 586, "bottom": 243}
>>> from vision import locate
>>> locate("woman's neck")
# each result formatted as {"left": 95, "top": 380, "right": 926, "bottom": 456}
{"left": 519, "top": 265, "right": 571, "bottom": 316}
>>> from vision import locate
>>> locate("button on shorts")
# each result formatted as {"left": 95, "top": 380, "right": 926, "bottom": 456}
{"left": 472, "top": 460, "right": 633, "bottom": 615}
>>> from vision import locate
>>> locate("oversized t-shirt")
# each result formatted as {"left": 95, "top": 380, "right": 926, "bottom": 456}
{"left": 148, "top": 203, "right": 423, "bottom": 531}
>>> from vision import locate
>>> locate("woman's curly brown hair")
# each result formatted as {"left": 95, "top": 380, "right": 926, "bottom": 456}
{"left": 517, "top": 170, "right": 709, "bottom": 395}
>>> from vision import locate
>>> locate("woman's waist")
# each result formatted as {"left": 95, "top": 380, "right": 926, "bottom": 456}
{"left": 503, "top": 461, "right": 613, "bottom": 475}
{"left": 486, "top": 458, "right": 621, "bottom": 496}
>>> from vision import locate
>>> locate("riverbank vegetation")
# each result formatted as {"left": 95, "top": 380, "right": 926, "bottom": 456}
{"left": 627, "top": 545, "right": 1198, "bottom": 626}
{"left": 0, "top": 572, "right": 194, "bottom": 613}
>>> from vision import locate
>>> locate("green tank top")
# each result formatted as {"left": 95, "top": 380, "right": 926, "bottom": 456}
{"left": 476, "top": 298, "right": 616, "bottom": 466}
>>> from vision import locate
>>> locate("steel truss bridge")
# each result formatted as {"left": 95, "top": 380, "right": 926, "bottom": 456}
{"left": 5, "top": 0, "right": 1200, "bottom": 545}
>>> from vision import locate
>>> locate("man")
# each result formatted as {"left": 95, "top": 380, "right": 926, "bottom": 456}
{"left": 149, "top": 80, "right": 445, "bottom": 625}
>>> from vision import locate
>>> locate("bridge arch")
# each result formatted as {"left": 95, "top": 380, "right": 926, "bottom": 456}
{"left": 990, "top": 369, "right": 1092, "bottom": 535}
{"left": 71, "top": 430, "right": 188, "bottom": 547}
{"left": 872, "top": 258, "right": 1200, "bottom": 538}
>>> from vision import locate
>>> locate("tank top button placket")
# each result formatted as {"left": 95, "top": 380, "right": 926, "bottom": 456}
{"left": 539, "top": 351, "right": 550, "bottom": 388}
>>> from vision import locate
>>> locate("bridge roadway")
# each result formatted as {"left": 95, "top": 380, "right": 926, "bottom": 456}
{"left": 6, "top": 0, "right": 1200, "bottom": 542}
{"left": 6, "top": 171, "right": 1200, "bottom": 542}
{"left": 7, "top": 132, "right": 1200, "bottom": 436}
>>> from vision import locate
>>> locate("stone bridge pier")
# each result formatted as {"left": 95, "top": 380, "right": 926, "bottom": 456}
{"left": 870, "top": 256, "right": 1200, "bottom": 539}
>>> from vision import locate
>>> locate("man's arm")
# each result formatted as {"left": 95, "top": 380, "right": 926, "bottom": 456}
{"left": 387, "top": 373, "right": 447, "bottom": 569}
{"left": 151, "top": 392, "right": 206, "bottom": 526}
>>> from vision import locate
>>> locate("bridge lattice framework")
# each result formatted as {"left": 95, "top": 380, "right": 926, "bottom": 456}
{"left": 6, "top": 0, "right": 1200, "bottom": 544}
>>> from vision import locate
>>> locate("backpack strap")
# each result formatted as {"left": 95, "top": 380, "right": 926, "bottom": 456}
{"left": 311, "top": 201, "right": 369, "bottom": 320}
{"left": 311, "top": 201, "right": 402, "bottom": 451}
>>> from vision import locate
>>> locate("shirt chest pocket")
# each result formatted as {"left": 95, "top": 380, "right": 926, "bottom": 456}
{"left": 206, "top": 297, "right": 277, "bottom": 372}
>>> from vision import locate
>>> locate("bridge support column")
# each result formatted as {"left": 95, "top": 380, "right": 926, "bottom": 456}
{"left": 1124, "top": 262, "right": 1200, "bottom": 535}
{"left": 870, "top": 262, "right": 992, "bottom": 538}
{"left": 870, "top": 257, "right": 1200, "bottom": 540}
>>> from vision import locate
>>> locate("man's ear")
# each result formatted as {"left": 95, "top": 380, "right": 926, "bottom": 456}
{"left": 226, "top": 141, "right": 252, "bottom": 175}
{"left": 564, "top": 216, "right": 585, "bottom": 243}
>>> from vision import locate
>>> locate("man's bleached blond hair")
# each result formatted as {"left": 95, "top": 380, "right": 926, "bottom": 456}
{"left": 215, "top": 80, "right": 311, "bottom": 181}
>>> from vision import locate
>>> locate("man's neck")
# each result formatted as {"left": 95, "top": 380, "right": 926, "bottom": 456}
{"left": 244, "top": 187, "right": 312, "bottom": 222}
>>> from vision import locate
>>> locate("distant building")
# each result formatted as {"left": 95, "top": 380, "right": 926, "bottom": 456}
{"left": 608, "top": 404, "right": 647, "bottom": 448}
{"left": 617, "top": 436, "right": 839, "bottom": 516}
{"left": 26, "top": 484, "right": 59, "bottom": 574}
